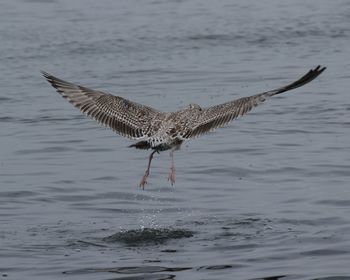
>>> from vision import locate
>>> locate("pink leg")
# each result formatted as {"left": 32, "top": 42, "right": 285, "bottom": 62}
{"left": 139, "top": 150, "right": 157, "bottom": 189}
{"left": 167, "top": 150, "right": 176, "bottom": 186}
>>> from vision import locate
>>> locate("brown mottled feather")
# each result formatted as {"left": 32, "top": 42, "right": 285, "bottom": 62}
{"left": 43, "top": 66, "right": 325, "bottom": 147}
{"left": 183, "top": 65, "right": 326, "bottom": 138}
{"left": 42, "top": 72, "right": 161, "bottom": 140}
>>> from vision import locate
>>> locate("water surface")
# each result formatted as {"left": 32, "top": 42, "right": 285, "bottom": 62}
{"left": 1, "top": 0, "right": 349, "bottom": 279}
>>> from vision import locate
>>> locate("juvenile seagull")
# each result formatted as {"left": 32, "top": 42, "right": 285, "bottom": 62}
{"left": 43, "top": 66, "right": 326, "bottom": 188}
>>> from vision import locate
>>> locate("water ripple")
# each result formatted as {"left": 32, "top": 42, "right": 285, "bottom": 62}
{"left": 103, "top": 228, "right": 194, "bottom": 245}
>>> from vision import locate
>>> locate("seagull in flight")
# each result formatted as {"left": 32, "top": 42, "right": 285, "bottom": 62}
{"left": 43, "top": 65, "right": 326, "bottom": 188}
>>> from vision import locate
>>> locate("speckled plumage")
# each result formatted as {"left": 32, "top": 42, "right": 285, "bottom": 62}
{"left": 43, "top": 65, "right": 326, "bottom": 188}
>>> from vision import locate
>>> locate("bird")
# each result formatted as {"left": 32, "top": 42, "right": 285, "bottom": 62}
{"left": 42, "top": 65, "right": 326, "bottom": 189}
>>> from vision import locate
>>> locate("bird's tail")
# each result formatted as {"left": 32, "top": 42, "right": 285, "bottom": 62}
{"left": 128, "top": 141, "right": 151, "bottom": 150}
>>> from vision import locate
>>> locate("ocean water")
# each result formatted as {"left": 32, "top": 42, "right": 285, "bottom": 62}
{"left": 1, "top": 0, "right": 350, "bottom": 279}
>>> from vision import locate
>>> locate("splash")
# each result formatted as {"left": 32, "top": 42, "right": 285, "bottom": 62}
{"left": 102, "top": 227, "right": 194, "bottom": 245}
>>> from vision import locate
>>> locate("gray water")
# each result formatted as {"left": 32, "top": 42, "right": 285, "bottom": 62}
{"left": 1, "top": 0, "right": 350, "bottom": 279}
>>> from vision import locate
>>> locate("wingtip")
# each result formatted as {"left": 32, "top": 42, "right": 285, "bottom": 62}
{"left": 315, "top": 65, "right": 326, "bottom": 73}
{"left": 308, "top": 65, "right": 326, "bottom": 80}
{"left": 41, "top": 70, "right": 51, "bottom": 80}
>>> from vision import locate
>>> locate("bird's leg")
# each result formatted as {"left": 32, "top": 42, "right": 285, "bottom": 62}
{"left": 139, "top": 150, "right": 157, "bottom": 189}
{"left": 167, "top": 150, "right": 176, "bottom": 186}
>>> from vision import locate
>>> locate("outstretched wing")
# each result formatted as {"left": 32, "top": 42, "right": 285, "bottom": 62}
{"left": 42, "top": 72, "right": 161, "bottom": 139}
{"left": 183, "top": 65, "right": 326, "bottom": 138}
